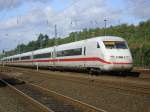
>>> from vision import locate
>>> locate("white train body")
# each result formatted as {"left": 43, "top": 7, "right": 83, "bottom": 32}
{"left": 1, "top": 36, "right": 133, "bottom": 71}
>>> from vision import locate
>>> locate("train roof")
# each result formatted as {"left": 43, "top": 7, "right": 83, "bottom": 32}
{"left": 57, "top": 36, "right": 125, "bottom": 46}
{"left": 19, "top": 52, "right": 32, "bottom": 57}
{"left": 54, "top": 36, "right": 125, "bottom": 50}
{"left": 2, "top": 36, "right": 125, "bottom": 59}
{"left": 33, "top": 47, "right": 53, "bottom": 55}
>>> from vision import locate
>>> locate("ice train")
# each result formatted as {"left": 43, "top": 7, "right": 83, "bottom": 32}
{"left": 0, "top": 36, "right": 133, "bottom": 72}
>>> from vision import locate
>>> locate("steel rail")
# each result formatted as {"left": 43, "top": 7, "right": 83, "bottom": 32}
{"left": 0, "top": 79, "right": 54, "bottom": 112}
{"left": 0, "top": 77, "right": 107, "bottom": 112}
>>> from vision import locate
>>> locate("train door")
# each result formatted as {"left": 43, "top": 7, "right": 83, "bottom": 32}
{"left": 83, "top": 40, "right": 87, "bottom": 67}
{"left": 31, "top": 51, "right": 34, "bottom": 67}
{"left": 83, "top": 46, "right": 86, "bottom": 67}
{"left": 52, "top": 47, "right": 57, "bottom": 66}
{"left": 97, "top": 42, "right": 104, "bottom": 58}
{"left": 86, "top": 41, "right": 102, "bottom": 68}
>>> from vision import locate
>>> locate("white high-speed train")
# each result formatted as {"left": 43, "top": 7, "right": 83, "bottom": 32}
{"left": 0, "top": 36, "right": 133, "bottom": 72}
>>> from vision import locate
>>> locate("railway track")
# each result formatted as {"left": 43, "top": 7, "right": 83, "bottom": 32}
{"left": 0, "top": 79, "right": 51, "bottom": 112}
{"left": 1, "top": 66, "right": 150, "bottom": 96}
{"left": 9, "top": 67, "right": 150, "bottom": 95}
{"left": 0, "top": 75, "right": 106, "bottom": 112}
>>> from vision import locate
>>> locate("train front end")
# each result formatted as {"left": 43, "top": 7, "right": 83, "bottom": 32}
{"left": 102, "top": 37, "right": 133, "bottom": 71}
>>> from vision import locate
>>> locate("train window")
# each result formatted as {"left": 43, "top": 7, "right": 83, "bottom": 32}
{"left": 21, "top": 56, "right": 30, "bottom": 60}
{"left": 33, "top": 52, "right": 51, "bottom": 59}
{"left": 115, "top": 42, "right": 127, "bottom": 49}
{"left": 97, "top": 42, "right": 100, "bottom": 48}
{"left": 13, "top": 58, "right": 19, "bottom": 61}
{"left": 103, "top": 41, "right": 127, "bottom": 49}
{"left": 57, "top": 48, "right": 82, "bottom": 57}
{"left": 56, "top": 51, "right": 64, "bottom": 57}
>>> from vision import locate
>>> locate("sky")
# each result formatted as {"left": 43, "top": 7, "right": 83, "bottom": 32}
{"left": 0, "top": 0, "right": 149, "bottom": 52}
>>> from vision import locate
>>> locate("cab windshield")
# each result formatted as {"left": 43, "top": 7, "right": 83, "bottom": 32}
{"left": 103, "top": 41, "right": 127, "bottom": 49}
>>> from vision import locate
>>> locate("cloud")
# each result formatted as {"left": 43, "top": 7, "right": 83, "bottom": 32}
{"left": 48, "top": 0, "right": 122, "bottom": 36}
{"left": 0, "top": 0, "right": 52, "bottom": 11}
{"left": 0, "top": 5, "right": 54, "bottom": 30}
{"left": 125, "top": 0, "right": 150, "bottom": 19}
